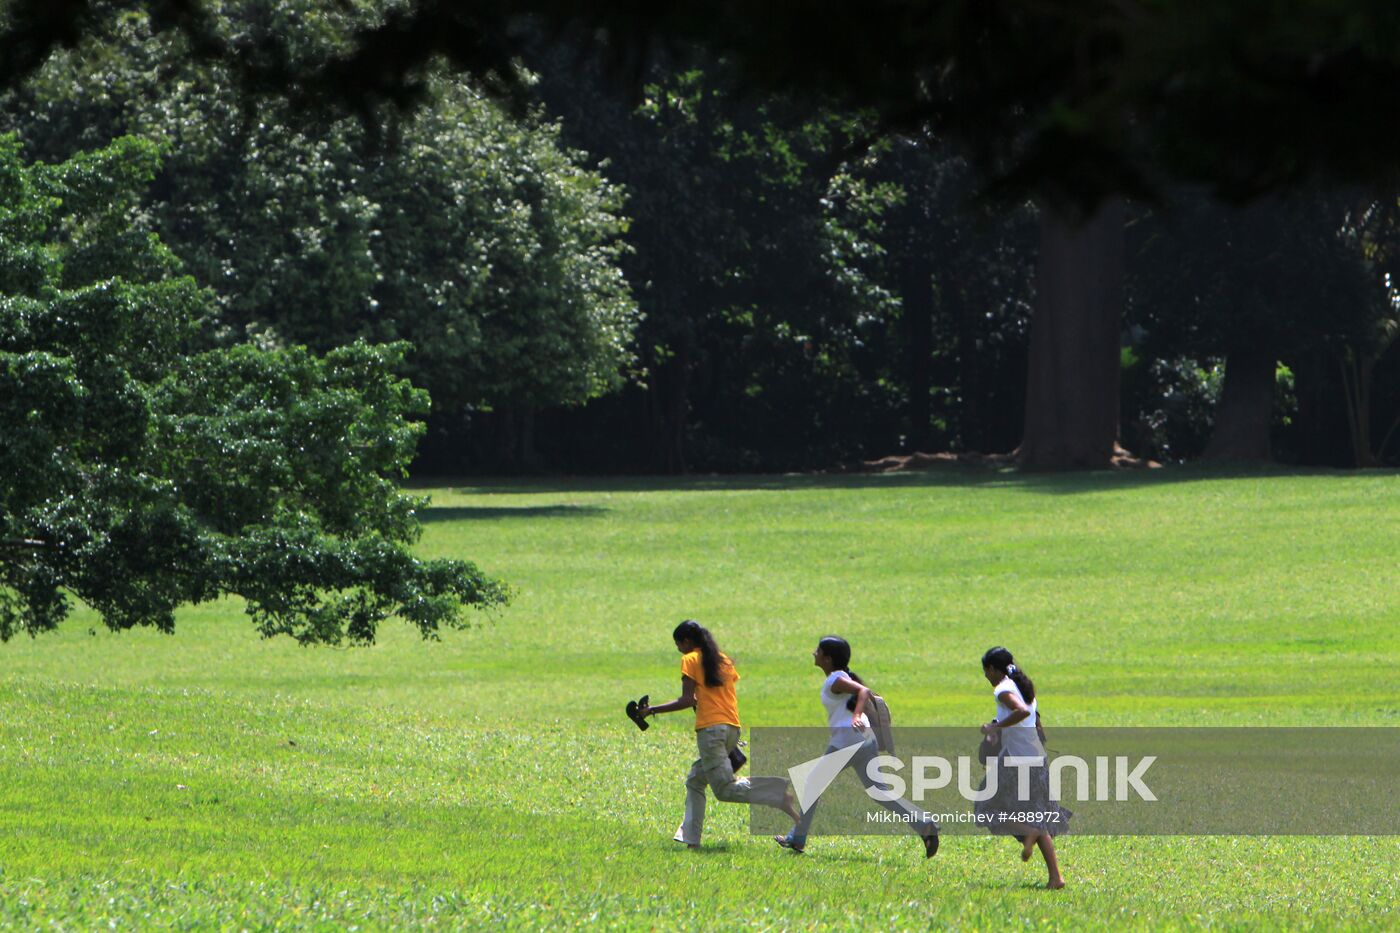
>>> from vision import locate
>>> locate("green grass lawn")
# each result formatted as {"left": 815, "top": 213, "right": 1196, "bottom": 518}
{"left": 2, "top": 467, "right": 1398, "bottom": 929}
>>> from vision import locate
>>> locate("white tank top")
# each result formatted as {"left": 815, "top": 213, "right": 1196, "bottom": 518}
{"left": 993, "top": 676, "right": 1044, "bottom": 758}
{"left": 820, "top": 670, "right": 855, "bottom": 730}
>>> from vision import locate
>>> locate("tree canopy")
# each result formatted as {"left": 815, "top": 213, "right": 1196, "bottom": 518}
{"left": 8, "top": 2, "right": 1400, "bottom": 209}
{"left": 1, "top": 1, "right": 639, "bottom": 426}
{"left": 0, "top": 133, "right": 506, "bottom": 642}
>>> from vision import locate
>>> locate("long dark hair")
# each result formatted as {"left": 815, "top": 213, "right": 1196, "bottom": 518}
{"left": 818, "top": 635, "right": 868, "bottom": 711}
{"left": 674, "top": 619, "right": 728, "bottom": 687}
{"left": 981, "top": 646, "right": 1036, "bottom": 703}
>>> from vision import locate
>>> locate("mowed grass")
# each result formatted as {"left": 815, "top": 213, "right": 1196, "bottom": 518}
{"left": 2, "top": 467, "right": 1399, "bottom": 929}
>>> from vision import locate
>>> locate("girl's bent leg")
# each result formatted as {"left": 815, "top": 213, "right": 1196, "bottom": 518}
{"left": 783, "top": 744, "right": 837, "bottom": 848}
{"left": 701, "top": 725, "right": 793, "bottom": 814}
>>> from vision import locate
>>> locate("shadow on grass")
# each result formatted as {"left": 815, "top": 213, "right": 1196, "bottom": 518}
{"left": 411, "top": 464, "right": 1397, "bottom": 498}
{"left": 960, "top": 878, "right": 1066, "bottom": 891}
{"left": 666, "top": 842, "right": 735, "bottom": 855}
{"left": 774, "top": 847, "right": 887, "bottom": 865}
{"left": 418, "top": 504, "right": 608, "bottom": 523}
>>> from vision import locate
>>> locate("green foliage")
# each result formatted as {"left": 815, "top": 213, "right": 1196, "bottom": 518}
{"left": 1, "top": 1, "right": 639, "bottom": 419}
{"left": 1128, "top": 191, "right": 1384, "bottom": 359}
{"left": 0, "top": 134, "right": 506, "bottom": 642}
{"left": 1124, "top": 191, "right": 1396, "bottom": 462}
{"left": 846, "top": 132, "right": 1038, "bottom": 452}
{"left": 363, "top": 80, "right": 635, "bottom": 412}
{"left": 1120, "top": 355, "right": 1224, "bottom": 461}
{"left": 11, "top": 5, "right": 1396, "bottom": 473}
{"left": 531, "top": 53, "right": 917, "bottom": 470}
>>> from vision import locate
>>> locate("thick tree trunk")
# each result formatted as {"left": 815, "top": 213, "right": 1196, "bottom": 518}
{"left": 1017, "top": 200, "right": 1125, "bottom": 470}
{"left": 1203, "top": 348, "right": 1276, "bottom": 461}
{"left": 900, "top": 255, "right": 935, "bottom": 451}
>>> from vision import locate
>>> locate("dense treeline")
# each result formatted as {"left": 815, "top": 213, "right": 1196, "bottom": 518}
{"left": 471, "top": 50, "right": 1041, "bottom": 474}
{"left": 437, "top": 46, "right": 1400, "bottom": 473}
{"left": 3, "top": 3, "right": 1399, "bottom": 474}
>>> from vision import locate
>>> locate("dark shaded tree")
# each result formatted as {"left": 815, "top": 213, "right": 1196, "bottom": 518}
{"left": 11, "top": 2, "right": 1400, "bottom": 470}
{"left": 524, "top": 52, "right": 898, "bottom": 472}
{"left": 1129, "top": 191, "right": 1385, "bottom": 462}
{"left": 850, "top": 134, "right": 1037, "bottom": 453}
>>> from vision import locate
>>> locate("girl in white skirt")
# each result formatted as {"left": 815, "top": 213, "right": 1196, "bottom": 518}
{"left": 975, "top": 646, "right": 1067, "bottom": 889}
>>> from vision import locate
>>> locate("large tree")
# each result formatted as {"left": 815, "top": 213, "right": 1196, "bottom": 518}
{"left": 1, "top": 2, "right": 638, "bottom": 470}
{"left": 0, "top": 134, "right": 506, "bottom": 642}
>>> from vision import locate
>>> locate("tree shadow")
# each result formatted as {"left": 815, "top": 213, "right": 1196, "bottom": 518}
{"left": 411, "top": 463, "right": 1396, "bottom": 498}
{"left": 418, "top": 504, "right": 608, "bottom": 523}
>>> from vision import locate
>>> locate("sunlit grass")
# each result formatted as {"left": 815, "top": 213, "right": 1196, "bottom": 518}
{"left": 2, "top": 467, "right": 1398, "bottom": 928}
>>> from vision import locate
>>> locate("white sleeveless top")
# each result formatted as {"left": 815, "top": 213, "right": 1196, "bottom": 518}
{"left": 993, "top": 676, "right": 1044, "bottom": 758}
{"left": 820, "top": 670, "right": 855, "bottom": 730}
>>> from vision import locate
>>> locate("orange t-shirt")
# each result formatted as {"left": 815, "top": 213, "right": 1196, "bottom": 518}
{"left": 681, "top": 650, "right": 741, "bottom": 730}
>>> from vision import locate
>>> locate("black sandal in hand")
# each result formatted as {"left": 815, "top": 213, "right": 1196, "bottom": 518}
{"left": 625, "top": 695, "right": 650, "bottom": 731}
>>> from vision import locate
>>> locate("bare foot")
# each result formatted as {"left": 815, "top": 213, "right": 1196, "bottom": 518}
{"left": 1047, "top": 879, "right": 1066, "bottom": 890}
{"left": 1021, "top": 835, "right": 1037, "bottom": 862}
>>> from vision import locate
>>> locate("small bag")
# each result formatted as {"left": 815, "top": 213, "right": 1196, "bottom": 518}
{"left": 866, "top": 693, "right": 895, "bottom": 754}
{"left": 977, "top": 728, "right": 1000, "bottom": 765}
{"left": 728, "top": 743, "right": 747, "bottom": 773}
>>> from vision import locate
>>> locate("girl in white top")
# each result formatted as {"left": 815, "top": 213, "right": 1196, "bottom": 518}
{"left": 774, "top": 636, "right": 939, "bottom": 857}
{"left": 978, "top": 646, "right": 1066, "bottom": 889}
{"left": 991, "top": 668, "right": 1043, "bottom": 760}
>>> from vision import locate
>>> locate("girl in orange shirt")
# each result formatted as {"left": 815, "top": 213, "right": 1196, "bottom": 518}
{"left": 641, "top": 620, "right": 800, "bottom": 848}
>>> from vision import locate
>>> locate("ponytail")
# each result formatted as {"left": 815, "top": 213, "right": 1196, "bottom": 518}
{"left": 674, "top": 619, "right": 728, "bottom": 687}
{"left": 981, "top": 646, "right": 1035, "bottom": 703}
